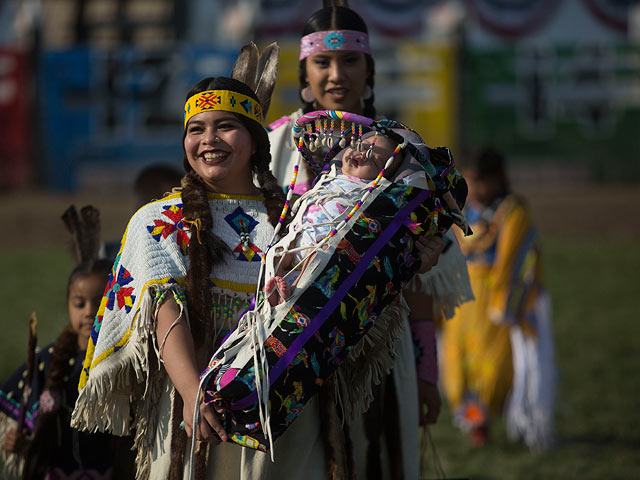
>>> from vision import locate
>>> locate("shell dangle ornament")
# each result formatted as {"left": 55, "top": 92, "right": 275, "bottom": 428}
{"left": 339, "top": 120, "right": 347, "bottom": 148}
{"left": 316, "top": 119, "right": 324, "bottom": 150}
{"left": 306, "top": 123, "right": 317, "bottom": 152}
{"left": 350, "top": 123, "right": 357, "bottom": 148}
{"left": 357, "top": 124, "right": 364, "bottom": 152}
{"left": 322, "top": 119, "right": 328, "bottom": 147}
{"left": 365, "top": 132, "right": 379, "bottom": 159}
{"left": 328, "top": 119, "right": 335, "bottom": 147}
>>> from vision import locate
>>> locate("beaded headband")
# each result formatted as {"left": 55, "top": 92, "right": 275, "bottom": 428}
{"left": 299, "top": 30, "right": 371, "bottom": 60}
{"left": 184, "top": 89, "right": 263, "bottom": 128}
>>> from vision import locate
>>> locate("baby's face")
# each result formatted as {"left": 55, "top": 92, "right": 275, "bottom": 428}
{"left": 341, "top": 135, "right": 397, "bottom": 180}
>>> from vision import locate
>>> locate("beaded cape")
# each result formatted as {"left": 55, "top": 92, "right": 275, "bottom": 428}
{"left": 71, "top": 192, "right": 273, "bottom": 440}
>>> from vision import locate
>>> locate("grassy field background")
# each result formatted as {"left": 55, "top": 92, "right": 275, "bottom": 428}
{"left": 1, "top": 185, "right": 639, "bottom": 479}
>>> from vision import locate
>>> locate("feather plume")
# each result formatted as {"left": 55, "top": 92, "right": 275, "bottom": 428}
{"left": 230, "top": 42, "right": 259, "bottom": 91}
{"left": 61, "top": 205, "right": 101, "bottom": 266}
{"left": 255, "top": 42, "right": 279, "bottom": 117}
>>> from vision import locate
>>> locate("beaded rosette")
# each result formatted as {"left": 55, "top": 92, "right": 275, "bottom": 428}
{"left": 195, "top": 111, "right": 470, "bottom": 454}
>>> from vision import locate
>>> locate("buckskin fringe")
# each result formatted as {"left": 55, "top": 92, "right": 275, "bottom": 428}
{"left": 71, "top": 284, "right": 185, "bottom": 479}
{"left": 405, "top": 233, "right": 473, "bottom": 319}
{"left": 132, "top": 365, "right": 166, "bottom": 480}
{"left": 334, "top": 295, "right": 409, "bottom": 421}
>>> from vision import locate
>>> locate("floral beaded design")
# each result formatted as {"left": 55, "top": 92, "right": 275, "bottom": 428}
{"left": 147, "top": 203, "right": 189, "bottom": 256}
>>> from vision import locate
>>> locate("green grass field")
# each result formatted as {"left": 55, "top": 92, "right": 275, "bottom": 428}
{"left": 1, "top": 199, "right": 639, "bottom": 478}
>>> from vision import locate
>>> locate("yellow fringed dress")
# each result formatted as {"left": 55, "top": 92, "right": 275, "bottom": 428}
{"left": 441, "top": 194, "right": 549, "bottom": 434}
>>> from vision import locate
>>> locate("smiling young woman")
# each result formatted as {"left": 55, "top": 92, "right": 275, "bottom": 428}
{"left": 184, "top": 111, "right": 258, "bottom": 195}
{"left": 70, "top": 48, "right": 288, "bottom": 478}
{"left": 268, "top": 5, "right": 375, "bottom": 195}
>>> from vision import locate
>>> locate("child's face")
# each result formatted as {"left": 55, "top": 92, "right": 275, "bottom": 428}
{"left": 341, "top": 135, "right": 397, "bottom": 180}
{"left": 462, "top": 167, "right": 502, "bottom": 207}
{"left": 68, "top": 272, "right": 105, "bottom": 349}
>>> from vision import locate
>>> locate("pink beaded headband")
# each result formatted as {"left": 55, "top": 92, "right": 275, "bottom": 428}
{"left": 299, "top": 30, "right": 371, "bottom": 60}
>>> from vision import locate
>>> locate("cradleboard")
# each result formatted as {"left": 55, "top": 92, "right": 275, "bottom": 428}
{"left": 196, "top": 111, "right": 469, "bottom": 453}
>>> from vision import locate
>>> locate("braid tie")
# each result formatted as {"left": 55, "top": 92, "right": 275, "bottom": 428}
{"left": 183, "top": 218, "right": 204, "bottom": 245}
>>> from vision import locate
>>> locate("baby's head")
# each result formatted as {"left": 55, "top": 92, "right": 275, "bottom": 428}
{"left": 340, "top": 132, "right": 403, "bottom": 180}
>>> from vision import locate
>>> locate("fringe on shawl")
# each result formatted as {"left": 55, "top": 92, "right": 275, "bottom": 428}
{"left": 71, "top": 284, "right": 185, "bottom": 480}
{"left": 0, "top": 412, "right": 24, "bottom": 480}
{"left": 333, "top": 295, "right": 410, "bottom": 421}
{"left": 505, "top": 291, "right": 556, "bottom": 451}
{"left": 405, "top": 232, "right": 474, "bottom": 320}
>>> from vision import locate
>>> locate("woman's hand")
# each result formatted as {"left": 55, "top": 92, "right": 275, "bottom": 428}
{"left": 418, "top": 379, "right": 442, "bottom": 425}
{"left": 416, "top": 236, "right": 446, "bottom": 274}
{"left": 181, "top": 392, "right": 227, "bottom": 444}
{"left": 2, "top": 428, "right": 27, "bottom": 453}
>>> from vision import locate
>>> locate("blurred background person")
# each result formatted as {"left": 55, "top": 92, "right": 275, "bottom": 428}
{"left": 101, "top": 164, "right": 184, "bottom": 262}
{"left": 132, "top": 163, "right": 183, "bottom": 211}
{"left": 440, "top": 146, "right": 555, "bottom": 449}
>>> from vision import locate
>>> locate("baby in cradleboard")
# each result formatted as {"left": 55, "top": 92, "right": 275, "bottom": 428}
{"left": 265, "top": 129, "right": 447, "bottom": 306}
{"left": 196, "top": 113, "right": 471, "bottom": 457}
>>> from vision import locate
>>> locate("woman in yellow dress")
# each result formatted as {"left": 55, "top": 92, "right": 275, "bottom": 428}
{"left": 440, "top": 146, "right": 555, "bottom": 449}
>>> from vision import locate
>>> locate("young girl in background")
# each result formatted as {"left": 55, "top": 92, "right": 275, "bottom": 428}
{"left": 0, "top": 206, "right": 132, "bottom": 480}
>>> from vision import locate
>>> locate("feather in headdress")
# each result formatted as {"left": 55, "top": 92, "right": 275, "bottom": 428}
{"left": 61, "top": 205, "right": 101, "bottom": 266}
{"left": 230, "top": 42, "right": 280, "bottom": 118}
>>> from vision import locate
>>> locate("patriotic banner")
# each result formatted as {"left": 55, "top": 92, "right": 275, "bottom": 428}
{"left": 256, "top": 0, "right": 436, "bottom": 37}
{"left": 582, "top": 0, "right": 637, "bottom": 32}
{"left": 465, "top": 0, "right": 560, "bottom": 36}
{"left": 255, "top": 0, "right": 309, "bottom": 36}
{"left": 351, "top": 0, "right": 436, "bottom": 36}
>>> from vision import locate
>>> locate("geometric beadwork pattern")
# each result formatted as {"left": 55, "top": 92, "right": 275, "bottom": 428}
{"left": 225, "top": 206, "right": 262, "bottom": 262}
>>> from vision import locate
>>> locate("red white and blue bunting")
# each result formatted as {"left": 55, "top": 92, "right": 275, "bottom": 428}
{"left": 464, "top": 0, "right": 560, "bottom": 37}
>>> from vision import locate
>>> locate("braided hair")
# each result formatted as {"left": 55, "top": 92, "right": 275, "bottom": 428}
{"left": 298, "top": 5, "right": 376, "bottom": 119}
{"left": 180, "top": 77, "right": 285, "bottom": 342}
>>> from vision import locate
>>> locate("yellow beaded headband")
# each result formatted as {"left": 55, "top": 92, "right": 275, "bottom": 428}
{"left": 184, "top": 89, "right": 263, "bottom": 128}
